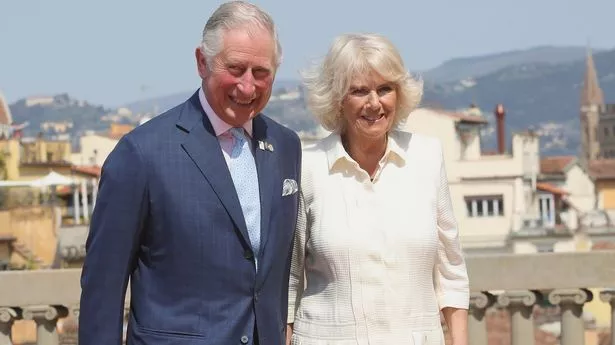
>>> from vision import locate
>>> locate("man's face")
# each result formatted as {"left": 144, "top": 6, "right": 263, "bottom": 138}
{"left": 196, "top": 27, "right": 276, "bottom": 126}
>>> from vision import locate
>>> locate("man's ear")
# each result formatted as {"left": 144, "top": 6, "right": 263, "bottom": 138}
{"left": 195, "top": 47, "right": 208, "bottom": 79}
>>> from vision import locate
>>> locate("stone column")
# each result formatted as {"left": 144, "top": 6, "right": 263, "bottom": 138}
{"left": 548, "top": 288, "right": 592, "bottom": 345}
{"left": 80, "top": 180, "right": 89, "bottom": 223}
{"left": 0, "top": 308, "right": 20, "bottom": 345}
{"left": 91, "top": 177, "right": 98, "bottom": 211}
{"left": 22, "top": 306, "right": 68, "bottom": 345}
{"left": 468, "top": 292, "right": 495, "bottom": 345}
{"left": 72, "top": 185, "right": 81, "bottom": 225}
{"left": 497, "top": 290, "right": 540, "bottom": 345}
{"left": 599, "top": 290, "right": 615, "bottom": 345}
{"left": 70, "top": 306, "right": 80, "bottom": 320}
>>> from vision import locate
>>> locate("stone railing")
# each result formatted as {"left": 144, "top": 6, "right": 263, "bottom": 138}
{"left": 1, "top": 251, "right": 615, "bottom": 345}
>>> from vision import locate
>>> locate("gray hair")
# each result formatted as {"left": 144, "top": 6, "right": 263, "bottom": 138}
{"left": 200, "top": 1, "right": 282, "bottom": 69}
{"left": 301, "top": 33, "right": 423, "bottom": 132}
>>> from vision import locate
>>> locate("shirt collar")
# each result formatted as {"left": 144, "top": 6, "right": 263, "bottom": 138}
{"left": 198, "top": 87, "right": 253, "bottom": 137}
{"left": 325, "top": 131, "right": 406, "bottom": 172}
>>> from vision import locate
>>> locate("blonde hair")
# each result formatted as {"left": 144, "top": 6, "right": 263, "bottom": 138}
{"left": 301, "top": 33, "right": 423, "bottom": 132}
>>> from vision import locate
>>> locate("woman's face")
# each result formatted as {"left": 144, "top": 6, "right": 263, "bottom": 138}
{"left": 341, "top": 71, "right": 397, "bottom": 143}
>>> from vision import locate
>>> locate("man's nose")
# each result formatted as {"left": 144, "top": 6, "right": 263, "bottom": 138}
{"left": 237, "top": 72, "right": 256, "bottom": 96}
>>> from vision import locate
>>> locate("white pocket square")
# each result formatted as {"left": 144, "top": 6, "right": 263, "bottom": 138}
{"left": 282, "top": 178, "right": 298, "bottom": 196}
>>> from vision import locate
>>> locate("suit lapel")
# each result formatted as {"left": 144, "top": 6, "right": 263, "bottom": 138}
{"left": 178, "top": 92, "right": 251, "bottom": 248}
{"left": 252, "top": 116, "right": 276, "bottom": 262}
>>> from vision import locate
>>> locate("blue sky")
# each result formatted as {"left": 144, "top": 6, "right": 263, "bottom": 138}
{"left": 1, "top": 0, "right": 614, "bottom": 107}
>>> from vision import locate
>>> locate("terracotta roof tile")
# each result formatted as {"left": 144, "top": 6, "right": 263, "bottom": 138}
{"left": 0, "top": 235, "right": 16, "bottom": 242}
{"left": 592, "top": 241, "right": 615, "bottom": 250}
{"left": 540, "top": 156, "right": 576, "bottom": 175}
{"left": 536, "top": 182, "right": 569, "bottom": 195}
{"left": 589, "top": 159, "right": 615, "bottom": 180}
{"left": 72, "top": 165, "right": 101, "bottom": 177}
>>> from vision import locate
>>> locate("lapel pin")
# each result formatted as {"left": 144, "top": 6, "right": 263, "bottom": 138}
{"left": 258, "top": 141, "right": 266, "bottom": 151}
{"left": 267, "top": 143, "right": 274, "bottom": 152}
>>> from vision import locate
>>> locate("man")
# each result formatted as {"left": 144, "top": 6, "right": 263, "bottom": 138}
{"left": 78, "top": 2, "right": 302, "bottom": 344}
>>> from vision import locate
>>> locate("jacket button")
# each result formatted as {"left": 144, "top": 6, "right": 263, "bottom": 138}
{"left": 243, "top": 250, "right": 254, "bottom": 260}
{"left": 240, "top": 335, "right": 249, "bottom": 344}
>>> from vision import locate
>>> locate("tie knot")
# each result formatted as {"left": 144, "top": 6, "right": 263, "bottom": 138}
{"left": 230, "top": 127, "right": 246, "bottom": 141}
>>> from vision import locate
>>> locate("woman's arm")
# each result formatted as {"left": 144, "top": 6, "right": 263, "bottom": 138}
{"left": 433, "top": 140, "right": 470, "bottom": 345}
{"left": 442, "top": 307, "right": 468, "bottom": 345}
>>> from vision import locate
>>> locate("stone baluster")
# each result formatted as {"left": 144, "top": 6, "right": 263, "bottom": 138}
{"left": 0, "top": 308, "right": 21, "bottom": 345}
{"left": 22, "top": 306, "right": 68, "bottom": 345}
{"left": 70, "top": 305, "right": 80, "bottom": 320}
{"left": 599, "top": 290, "right": 615, "bottom": 345}
{"left": 497, "top": 290, "right": 541, "bottom": 345}
{"left": 468, "top": 292, "right": 495, "bottom": 345}
{"left": 548, "top": 288, "right": 592, "bottom": 345}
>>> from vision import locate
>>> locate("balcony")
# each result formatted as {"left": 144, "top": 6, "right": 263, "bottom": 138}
{"left": 1, "top": 251, "right": 615, "bottom": 345}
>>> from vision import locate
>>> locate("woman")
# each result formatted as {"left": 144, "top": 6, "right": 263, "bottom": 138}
{"left": 286, "top": 33, "right": 469, "bottom": 345}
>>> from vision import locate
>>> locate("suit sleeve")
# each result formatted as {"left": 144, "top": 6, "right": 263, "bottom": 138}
{"left": 78, "top": 136, "right": 148, "bottom": 345}
{"left": 433, "top": 140, "right": 470, "bottom": 310}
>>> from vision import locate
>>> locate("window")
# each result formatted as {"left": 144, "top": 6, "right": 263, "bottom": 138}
{"left": 538, "top": 194, "right": 555, "bottom": 228}
{"left": 465, "top": 195, "right": 504, "bottom": 217}
{"left": 536, "top": 243, "right": 554, "bottom": 253}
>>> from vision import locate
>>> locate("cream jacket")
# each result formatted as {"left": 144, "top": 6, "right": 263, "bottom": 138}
{"left": 288, "top": 131, "right": 469, "bottom": 345}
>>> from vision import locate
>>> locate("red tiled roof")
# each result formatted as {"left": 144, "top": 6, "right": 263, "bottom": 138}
{"left": 540, "top": 156, "right": 575, "bottom": 175}
{"left": 0, "top": 92, "right": 12, "bottom": 125}
{"left": 589, "top": 159, "right": 615, "bottom": 180}
{"left": 73, "top": 165, "right": 101, "bottom": 177}
{"left": 536, "top": 182, "right": 569, "bottom": 195}
{"left": 592, "top": 241, "right": 615, "bottom": 250}
{"left": 0, "top": 235, "right": 16, "bottom": 242}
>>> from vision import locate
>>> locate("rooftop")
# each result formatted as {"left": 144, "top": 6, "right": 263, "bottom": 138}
{"left": 540, "top": 156, "right": 576, "bottom": 175}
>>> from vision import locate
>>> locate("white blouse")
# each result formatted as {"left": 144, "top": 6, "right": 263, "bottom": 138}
{"left": 288, "top": 131, "right": 469, "bottom": 345}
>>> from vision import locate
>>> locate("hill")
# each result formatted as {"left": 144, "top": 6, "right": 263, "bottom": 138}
{"left": 9, "top": 45, "right": 614, "bottom": 156}
{"left": 9, "top": 94, "right": 113, "bottom": 136}
{"left": 421, "top": 48, "right": 615, "bottom": 154}
{"left": 421, "top": 45, "right": 594, "bottom": 83}
{"left": 122, "top": 78, "right": 301, "bottom": 115}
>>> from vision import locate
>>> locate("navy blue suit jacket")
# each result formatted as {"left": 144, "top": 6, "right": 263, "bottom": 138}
{"left": 79, "top": 91, "right": 302, "bottom": 345}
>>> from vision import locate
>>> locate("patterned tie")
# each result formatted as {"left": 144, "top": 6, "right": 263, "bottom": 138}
{"left": 228, "top": 127, "right": 261, "bottom": 270}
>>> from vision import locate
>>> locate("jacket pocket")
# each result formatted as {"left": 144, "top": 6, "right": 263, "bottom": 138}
{"left": 135, "top": 324, "right": 205, "bottom": 339}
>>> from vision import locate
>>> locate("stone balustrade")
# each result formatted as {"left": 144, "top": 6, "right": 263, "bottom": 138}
{"left": 1, "top": 251, "right": 615, "bottom": 344}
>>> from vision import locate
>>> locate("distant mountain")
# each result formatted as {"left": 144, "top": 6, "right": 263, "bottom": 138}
{"left": 10, "top": 46, "right": 615, "bottom": 156}
{"left": 421, "top": 48, "right": 615, "bottom": 154}
{"left": 122, "top": 78, "right": 301, "bottom": 114}
{"left": 10, "top": 93, "right": 113, "bottom": 136}
{"left": 122, "top": 47, "right": 593, "bottom": 115}
{"left": 421, "top": 45, "right": 594, "bottom": 83}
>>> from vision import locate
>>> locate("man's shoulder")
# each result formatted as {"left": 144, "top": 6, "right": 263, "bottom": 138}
{"left": 121, "top": 99, "right": 190, "bottom": 148}
{"left": 258, "top": 113, "right": 300, "bottom": 144}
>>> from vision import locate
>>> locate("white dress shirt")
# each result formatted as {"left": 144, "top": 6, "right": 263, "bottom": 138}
{"left": 198, "top": 87, "right": 254, "bottom": 162}
{"left": 288, "top": 131, "right": 469, "bottom": 345}
{"left": 198, "top": 88, "right": 260, "bottom": 269}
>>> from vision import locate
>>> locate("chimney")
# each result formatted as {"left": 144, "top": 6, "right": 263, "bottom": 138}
{"left": 494, "top": 104, "right": 506, "bottom": 154}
